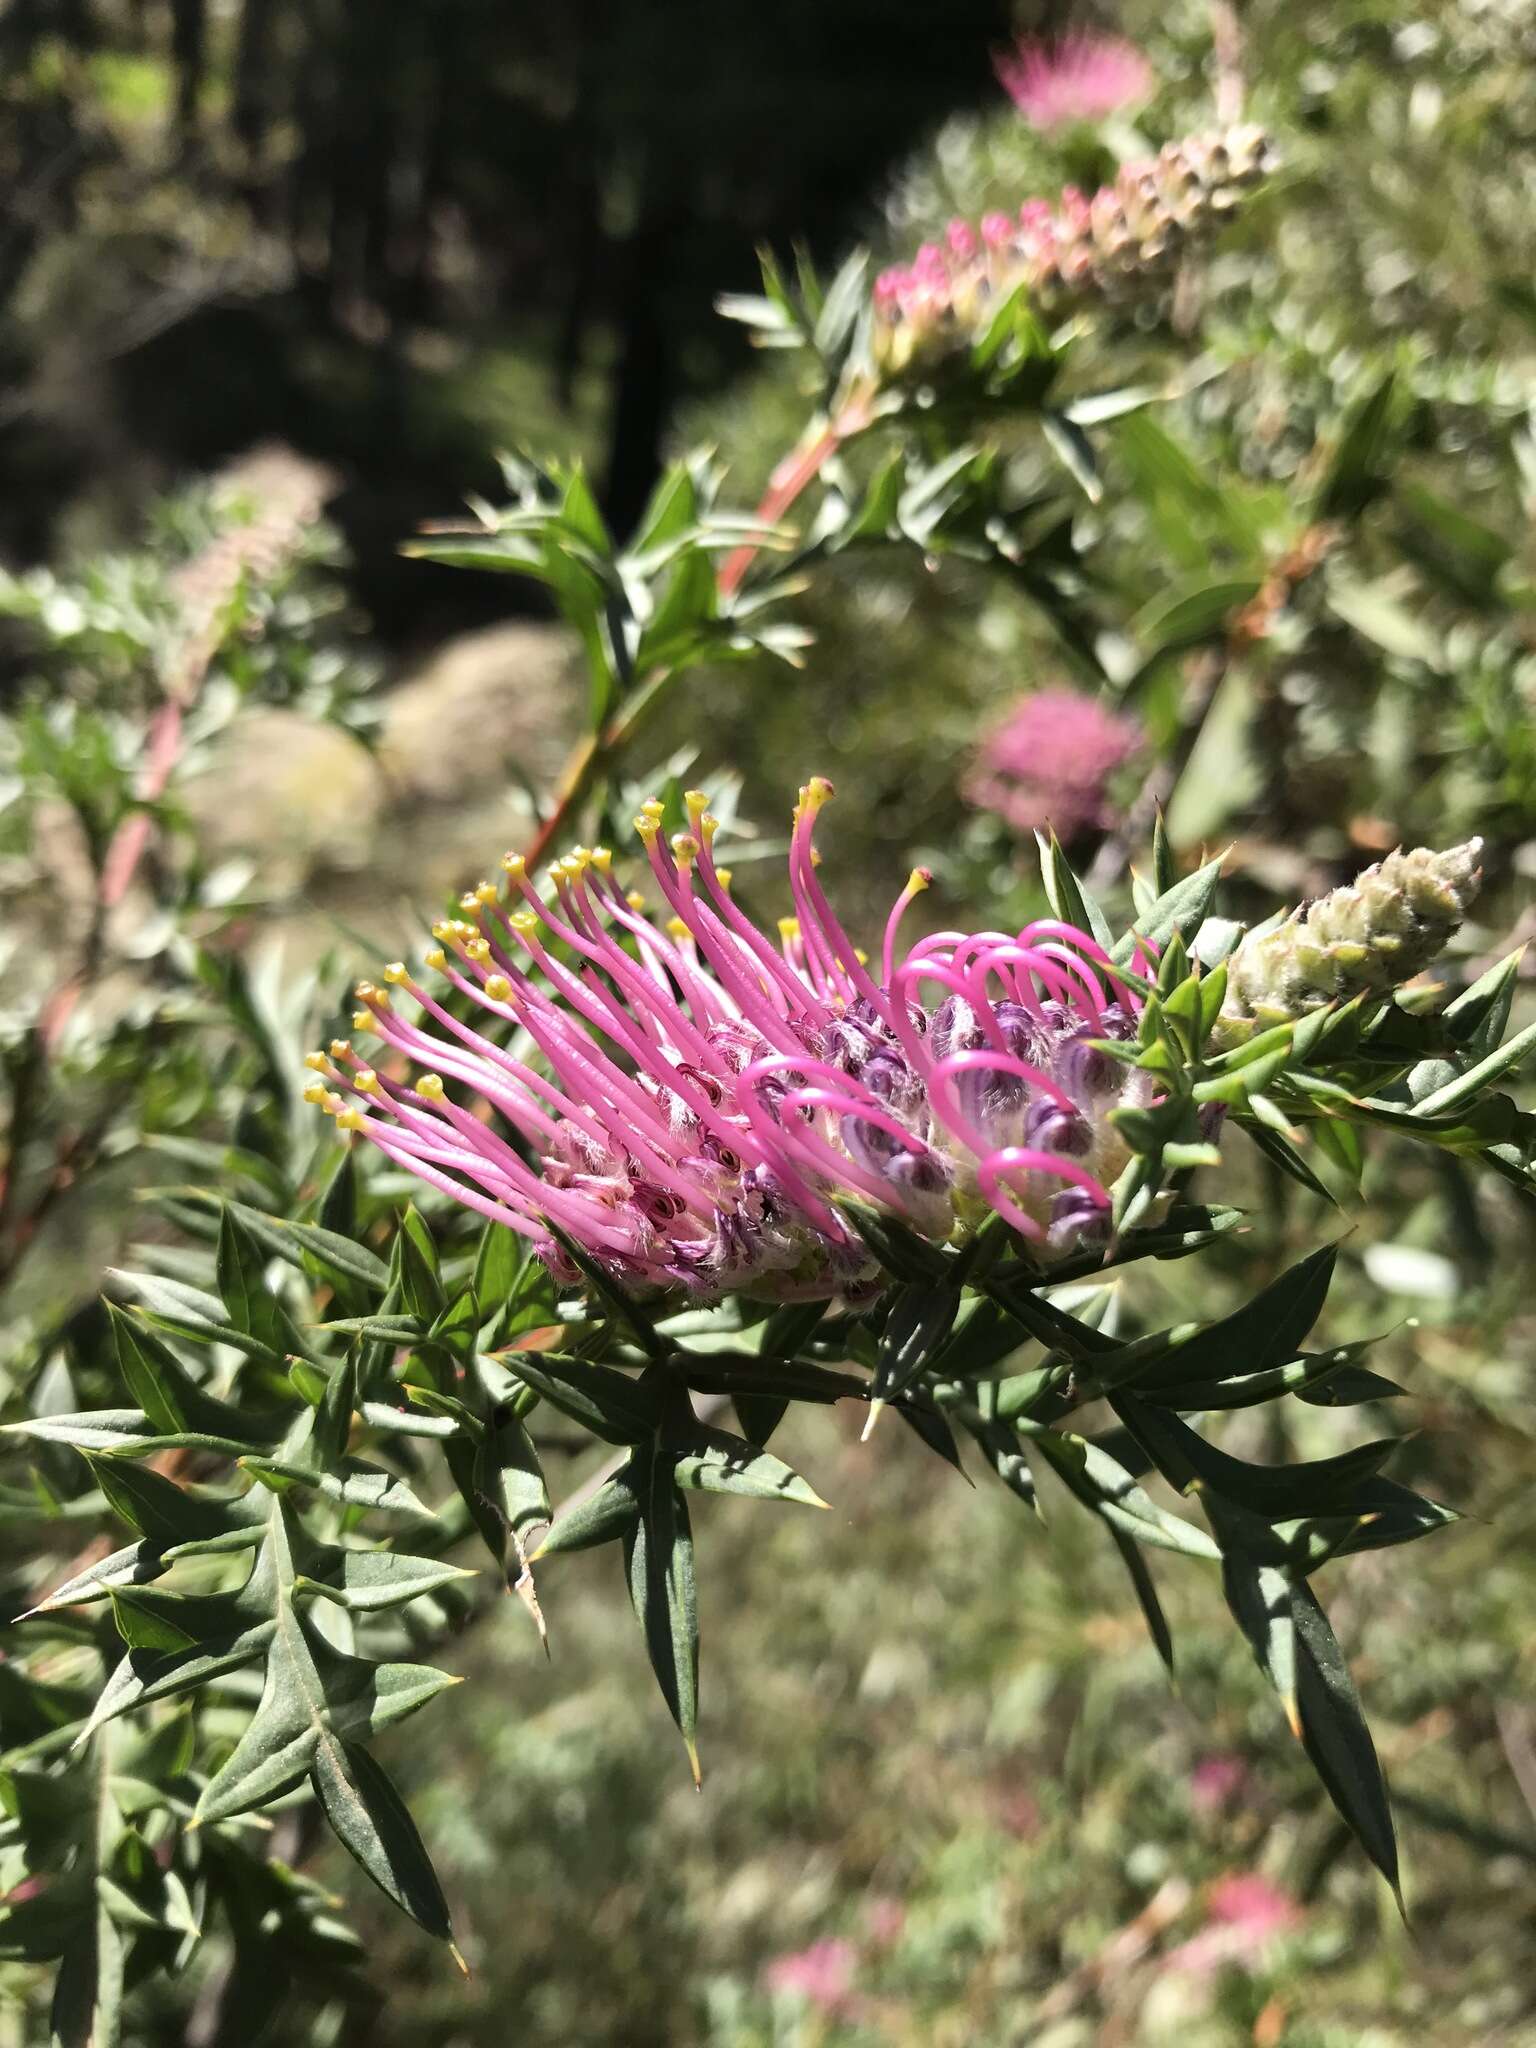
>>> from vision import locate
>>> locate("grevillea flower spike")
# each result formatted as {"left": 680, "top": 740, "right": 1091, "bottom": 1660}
{"left": 305, "top": 782, "right": 1158, "bottom": 1302}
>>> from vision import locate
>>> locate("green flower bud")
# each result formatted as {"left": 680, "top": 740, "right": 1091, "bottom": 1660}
{"left": 1213, "top": 840, "right": 1483, "bottom": 1048}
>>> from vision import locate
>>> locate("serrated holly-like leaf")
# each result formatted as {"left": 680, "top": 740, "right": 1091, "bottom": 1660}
{"left": 624, "top": 1443, "right": 700, "bottom": 1781}
{"left": 668, "top": 1423, "right": 827, "bottom": 1507}
{"left": 503, "top": 1353, "right": 664, "bottom": 1445}
{"left": 311, "top": 1739, "right": 456, "bottom": 1946}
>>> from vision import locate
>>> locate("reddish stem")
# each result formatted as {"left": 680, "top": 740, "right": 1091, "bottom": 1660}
{"left": 527, "top": 406, "right": 861, "bottom": 867}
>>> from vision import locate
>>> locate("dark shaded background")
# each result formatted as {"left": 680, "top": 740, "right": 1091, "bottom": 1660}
{"left": 0, "top": 0, "right": 1072, "bottom": 645}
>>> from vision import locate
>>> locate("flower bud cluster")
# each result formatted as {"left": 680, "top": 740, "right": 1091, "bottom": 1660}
{"left": 871, "top": 126, "right": 1273, "bottom": 378}
{"left": 1215, "top": 840, "right": 1483, "bottom": 1046}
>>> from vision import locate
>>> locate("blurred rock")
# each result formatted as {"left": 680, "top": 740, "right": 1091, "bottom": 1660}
{"left": 377, "top": 621, "right": 576, "bottom": 803}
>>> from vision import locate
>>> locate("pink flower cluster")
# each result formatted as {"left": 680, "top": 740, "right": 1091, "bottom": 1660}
{"left": 871, "top": 125, "right": 1272, "bottom": 377}
{"left": 966, "top": 688, "right": 1142, "bottom": 844}
{"left": 307, "top": 780, "right": 1157, "bottom": 1303}
{"left": 995, "top": 32, "right": 1153, "bottom": 131}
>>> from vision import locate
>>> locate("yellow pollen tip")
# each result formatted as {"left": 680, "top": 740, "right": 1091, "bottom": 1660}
{"left": 665, "top": 916, "right": 691, "bottom": 940}
{"left": 430, "top": 921, "right": 452, "bottom": 942}
{"left": 684, "top": 789, "right": 710, "bottom": 821}
{"left": 778, "top": 916, "right": 801, "bottom": 940}
{"left": 854, "top": 948, "right": 869, "bottom": 966}
{"left": 351, "top": 1011, "right": 375, "bottom": 1032}
{"left": 804, "top": 775, "right": 834, "bottom": 810}
{"left": 417, "top": 1074, "right": 446, "bottom": 1100}
{"left": 336, "top": 1109, "right": 366, "bottom": 1132}
{"left": 465, "top": 938, "right": 492, "bottom": 963}
{"left": 353, "top": 1069, "right": 379, "bottom": 1093}
{"left": 476, "top": 881, "right": 499, "bottom": 905}
{"left": 501, "top": 852, "right": 527, "bottom": 879}
{"left": 304, "top": 1051, "right": 331, "bottom": 1073}
{"left": 354, "top": 981, "right": 377, "bottom": 1001}
{"left": 484, "top": 975, "right": 512, "bottom": 1002}
{"left": 303, "top": 1080, "right": 329, "bottom": 1105}
{"left": 671, "top": 833, "right": 699, "bottom": 863}
{"left": 323, "top": 1091, "right": 345, "bottom": 1116}
{"left": 908, "top": 867, "right": 932, "bottom": 895}
{"left": 635, "top": 814, "right": 659, "bottom": 841}
{"left": 699, "top": 812, "right": 719, "bottom": 846}
{"left": 641, "top": 798, "right": 665, "bottom": 820}
{"left": 626, "top": 890, "right": 647, "bottom": 911}
{"left": 459, "top": 893, "right": 481, "bottom": 915}
{"left": 591, "top": 847, "right": 613, "bottom": 873}
{"left": 810, "top": 846, "right": 822, "bottom": 868}
{"left": 382, "top": 961, "right": 408, "bottom": 985}
{"left": 715, "top": 868, "right": 733, "bottom": 892}
{"left": 509, "top": 910, "right": 540, "bottom": 936}
{"left": 328, "top": 1039, "right": 351, "bottom": 1060}
{"left": 425, "top": 947, "right": 447, "bottom": 972}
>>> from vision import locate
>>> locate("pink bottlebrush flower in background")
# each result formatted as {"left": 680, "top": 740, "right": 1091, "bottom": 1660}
{"left": 307, "top": 780, "right": 1159, "bottom": 1302}
{"left": 965, "top": 688, "right": 1143, "bottom": 844}
{"left": 869, "top": 126, "right": 1273, "bottom": 378}
{"left": 995, "top": 32, "right": 1153, "bottom": 131}
{"left": 764, "top": 1937, "right": 859, "bottom": 2014}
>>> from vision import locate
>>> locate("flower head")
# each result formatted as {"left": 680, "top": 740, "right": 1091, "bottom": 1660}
{"left": 309, "top": 783, "right": 1156, "bottom": 1302}
{"left": 1215, "top": 839, "right": 1484, "bottom": 1046}
{"left": 995, "top": 32, "right": 1152, "bottom": 131}
{"left": 871, "top": 126, "right": 1273, "bottom": 378}
{"left": 966, "top": 688, "right": 1143, "bottom": 842}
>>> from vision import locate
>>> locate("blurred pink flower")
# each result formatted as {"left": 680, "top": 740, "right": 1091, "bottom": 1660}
{"left": 995, "top": 33, "right": 1153, "bottom": 130}
{"left": 1189, "top": 1752, "right": 1249, "bottom": 1813}
{"left": 864, "top": 1896, "right": 906, "bottom": 1946}
{"left": 764, "top": 1937, "right": 859, "bottom": 2013}
{"left": 1166, "top": 1872, "right": 1302, "bottom": 1978}
{"left": 965, "top": 689, "right": 1143, "bottom": 843}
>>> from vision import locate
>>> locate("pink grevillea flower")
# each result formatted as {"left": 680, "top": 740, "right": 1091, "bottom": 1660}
{"left": 965, "top": 688, "right": 1143, "bottom": 843}
{"left": 764, "top": 1937, "right": 859, "bottom": 2014}
{"left": 870, "top": 125, "right": 1272, "bottom": 378}
{"left": 306, "top": 781, "right": 1155, "bottom": 1303}
{"left": 995, "top": 32, "right": 1152, "bottom": 131}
